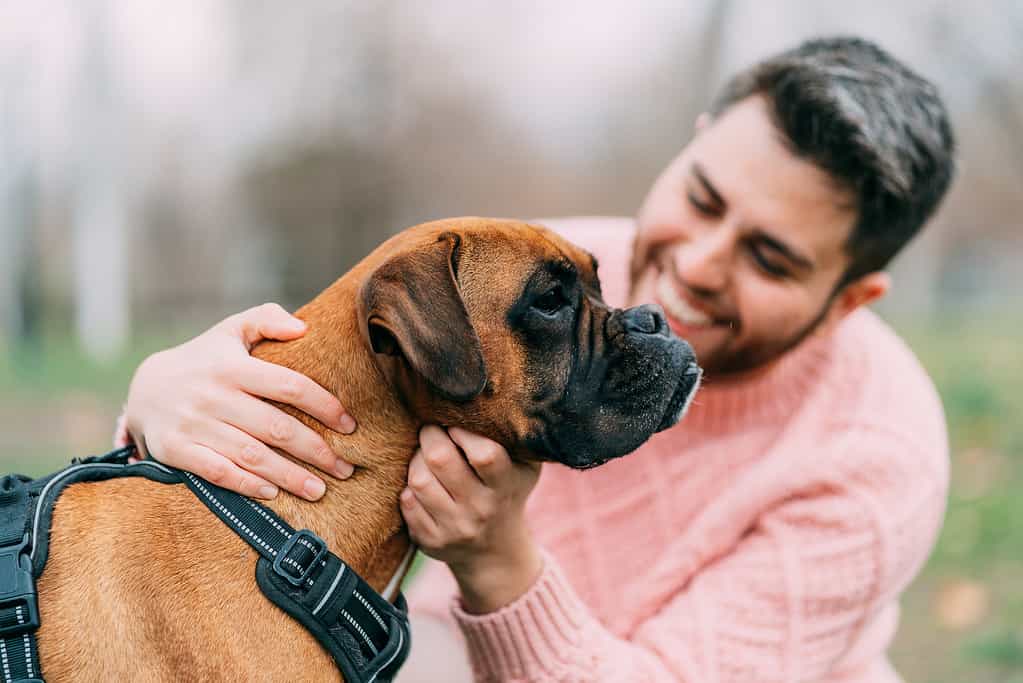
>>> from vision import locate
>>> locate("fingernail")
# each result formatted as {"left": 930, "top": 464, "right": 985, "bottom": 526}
{"left": 258, "top": 485, "right": 279, "bottom": 500}
{"left": 303, "top": 477, "right": 326, "bottom": 500}
{"left": 288, "top": 317, "right": 306, "bottom": 331}
{"left": 338, "top": 413, "right": 356, "bottom": 434}
{"left": 334, "top": 459, "right": 354, "bottom": 479}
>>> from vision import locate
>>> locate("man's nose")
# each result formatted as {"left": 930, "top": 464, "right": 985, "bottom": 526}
{"left": 672, "top": 227, "right": 732, "bottom": 292}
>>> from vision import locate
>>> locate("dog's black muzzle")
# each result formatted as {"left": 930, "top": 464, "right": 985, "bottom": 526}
{"left": 543, "top": 304, "right": 700, "bottom": 469}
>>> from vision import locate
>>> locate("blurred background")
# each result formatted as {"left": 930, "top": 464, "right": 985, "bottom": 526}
{"left": 1, "top": 1, "right": 1020, "bottom": 680}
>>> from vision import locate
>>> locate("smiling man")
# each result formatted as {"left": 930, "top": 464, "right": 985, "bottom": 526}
{"left": 631, "top": 95, "right": 891, "bottom": 376}
{"left": 397, "top": 36, "right": 956, "bottom": 682}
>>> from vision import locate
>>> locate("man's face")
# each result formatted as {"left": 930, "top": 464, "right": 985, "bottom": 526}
{"left": 632, "top": 96, "right": 861, "bottom": 376}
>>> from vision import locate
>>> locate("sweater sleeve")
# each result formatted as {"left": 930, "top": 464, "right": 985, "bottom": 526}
{"left": 449, "top": 436, "right": 946, "bottom": 682}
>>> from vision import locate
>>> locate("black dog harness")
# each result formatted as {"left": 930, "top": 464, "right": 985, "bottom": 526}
{"left": 0, "top": 446, "right": 410, "bottom": 682}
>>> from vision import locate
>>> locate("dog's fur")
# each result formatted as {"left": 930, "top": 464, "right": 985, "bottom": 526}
{"left": 35, "top": 218, "right": 698, "bottom": 681}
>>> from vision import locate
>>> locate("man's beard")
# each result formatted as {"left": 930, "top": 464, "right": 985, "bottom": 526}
{"left": 706, "top": 289, "right": 838, "bottom": 376}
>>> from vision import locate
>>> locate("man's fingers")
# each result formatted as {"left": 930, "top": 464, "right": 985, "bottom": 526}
{"left": 400, "top": 487, "right": 441, "bottom": 547}
{"left": 231, "top": 303, "right": 307, "bottom": 349}
{"left": 200, "top": 421, "right": 328, "bottom": 501}
{"left": 447, "top": 427, "right": 513, "bottom": 487}
{"left": 217, "top": 392, "right": 352, "bottom": 479}
{"left": 240, "top": 358, "right": 355, "bottom": 434}
{"left": 407, "top": 451, "right": 457, "bottom": 512}
{"left": 159, "top": 441, "right": 280, "bottom": 500}
{"left": 419, "top": 426, "right": 482, "bottom": 496}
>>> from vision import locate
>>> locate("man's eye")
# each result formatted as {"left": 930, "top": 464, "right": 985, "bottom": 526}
{"left": 533, "top": 286, "right": 567, "bottom": 315}
{"left": 687, "top": 192, "right": 718, "bottom": 216}
{"left": 750, "top": 244, "right": 789, "bottom": 278}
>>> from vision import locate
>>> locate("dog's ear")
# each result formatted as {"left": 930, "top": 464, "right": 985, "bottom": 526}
{"left": 359, "top": 232, "right": 487, "bottom": 402}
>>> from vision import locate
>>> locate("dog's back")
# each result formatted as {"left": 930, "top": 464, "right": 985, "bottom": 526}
{"left": 38, "top": 478, "right": 336, "bottom": 681}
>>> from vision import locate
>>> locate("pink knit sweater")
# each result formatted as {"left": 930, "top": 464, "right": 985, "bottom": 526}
{"left": 406, "top": 218, "right": 949, "bottom": 683}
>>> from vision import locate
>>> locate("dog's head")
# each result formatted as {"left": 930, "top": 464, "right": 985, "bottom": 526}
{"left": 357, "top": 217, "right": 700, "bottom": 469}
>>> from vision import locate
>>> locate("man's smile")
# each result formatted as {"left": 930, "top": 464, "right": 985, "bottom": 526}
{"left": 653, "top": 270, "right": 735, "bottom": 332}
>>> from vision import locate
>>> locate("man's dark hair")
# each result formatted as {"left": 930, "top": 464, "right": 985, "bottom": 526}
{"left": 710, "top": 36, "right": 956, "bottom": 287}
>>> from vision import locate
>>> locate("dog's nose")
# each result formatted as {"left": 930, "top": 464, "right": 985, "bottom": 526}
{"left": 620, "top": 304, "right": 668, "bottom": 336}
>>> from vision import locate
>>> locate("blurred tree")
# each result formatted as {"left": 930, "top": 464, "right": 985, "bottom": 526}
{"left": 0, "top": 55, "right": 41, "bottom": 350}
{"left": 72, "top": 0, "right": 129, "bottom": 360}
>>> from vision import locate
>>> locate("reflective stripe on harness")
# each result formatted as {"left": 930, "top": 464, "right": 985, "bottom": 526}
{"left": 0, "top": 446, "right": 411, "bottom": 682}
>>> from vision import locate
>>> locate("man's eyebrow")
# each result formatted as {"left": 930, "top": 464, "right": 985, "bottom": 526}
{"left": 691, "top": 163, "right": 725, "bottom": 207}
{"left": 751, "top": 229, "right": 815, "bottom": 271}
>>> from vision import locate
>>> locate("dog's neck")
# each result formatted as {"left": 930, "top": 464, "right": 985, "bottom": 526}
{"left": 251, "top": 279, "right": 420, "bottom": 596}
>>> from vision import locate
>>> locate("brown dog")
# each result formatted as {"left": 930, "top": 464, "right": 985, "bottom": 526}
{"left": 35, "top": 217, "right": 699, "bottom": 681}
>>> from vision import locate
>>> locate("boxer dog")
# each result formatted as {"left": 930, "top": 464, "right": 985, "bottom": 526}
{"left": 36, "top": 217, "right": 700, "bottom": 680}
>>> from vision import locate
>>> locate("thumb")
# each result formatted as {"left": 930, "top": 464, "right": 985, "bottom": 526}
{"left": 231, "top": 303, "right": 307, "bottom": 349}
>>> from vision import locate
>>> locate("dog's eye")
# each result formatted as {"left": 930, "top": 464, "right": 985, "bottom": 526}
{"left": 533, "top": 285, "right": 568, "bottom": 316}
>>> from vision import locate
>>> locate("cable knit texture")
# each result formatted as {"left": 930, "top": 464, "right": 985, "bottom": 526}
{"left": 407, "top": 217, "right": 949, "bottom": 683}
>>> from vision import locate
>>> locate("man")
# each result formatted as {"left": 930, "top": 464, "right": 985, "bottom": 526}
{"left": 119, "top": 36, "right": 954, "bottom": 682}
{"left": 395, "top": 35, "right": 955, "bottom": 681}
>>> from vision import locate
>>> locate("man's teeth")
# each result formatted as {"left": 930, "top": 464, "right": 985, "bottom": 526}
{"left": 656, "top": 273, "right": 713, "bottom": 327}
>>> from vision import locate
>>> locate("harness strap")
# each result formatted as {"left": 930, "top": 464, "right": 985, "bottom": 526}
{"left": 0, "top": 446, "right": 148, "bottom": 683}
{"left": 0, "top": 447, "right": 411, "bottom": 682}
{"left": 178, "top": 471, "right": 411, "bottom": 683}
{"left": 0, "top": 477, "right": 40, "bottom": 683}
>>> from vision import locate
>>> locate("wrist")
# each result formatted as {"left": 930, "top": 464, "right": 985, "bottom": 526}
{"left": 451, "top": 531, "right": 542, "bottom": 615}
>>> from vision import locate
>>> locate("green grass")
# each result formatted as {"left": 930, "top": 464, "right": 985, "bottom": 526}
{"left": 1, "top": 313, "right": 1020, "bottom": 681}
{"left": 0, "top": 333, "right": 181, "bottom": 474}
{"left": 888, "top": 314, "right": 1023, "bottom": 682}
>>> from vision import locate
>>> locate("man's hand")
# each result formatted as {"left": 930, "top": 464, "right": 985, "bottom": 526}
{"left": 122, "top": 303, "right": 356, "bottom": 500}
{"left": 400, "top": 426, "right": 543, "bottom": 614}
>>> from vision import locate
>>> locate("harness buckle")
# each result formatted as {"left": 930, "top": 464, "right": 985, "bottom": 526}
{"left": 273, "top": 529, "right": 328, "bottom": 587}
{"left": 0, "top": 534, "right": 41, "bottom": 636}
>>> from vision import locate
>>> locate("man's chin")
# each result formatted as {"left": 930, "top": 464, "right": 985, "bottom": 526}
{"left": 664, "top": 317, "right": 729, "bottom": 361}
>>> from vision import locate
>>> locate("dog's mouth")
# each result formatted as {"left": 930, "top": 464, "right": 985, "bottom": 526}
{"left": 655, "top": 362, "right": 702, "bottom": 432}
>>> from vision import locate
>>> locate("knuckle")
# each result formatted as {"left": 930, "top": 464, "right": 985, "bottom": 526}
{"left": 408, "top": 472, "right": 431, "bottom": 493}
{"left": 474, "top": 497, "right": 496, "bottom": 520}
{"left": 238, "top": 442, "right": 264, "bottom": 468}
{"left": 258, "top": 302, "right": 282, "bottom": 316}
{"left": 261, "top": 302, "right": 286, "bottom": 318}
{"left": 484, "top": 442, "right": 506, "bottom": 462}
{"left": 204, "top": 459, "right": 231, "bottom": 486}
{"left": 423, "top": 446, "right": 449, "bottom": 470}
{"left": 454, "top": 520, "right": 478, "bottom": 542}
{"left": 268, "top": 417, "right": 293, "bottom": 443}
{"left": 471, "top": 449, "right": 496, "bottom": 469}
{"left": 277, "top": 374, "right": 302, "bottom": 403}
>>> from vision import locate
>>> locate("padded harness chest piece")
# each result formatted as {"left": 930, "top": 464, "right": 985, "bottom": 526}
{"left": 0, "top": 447, "right": 411, "bottom": 682}
{"left": 179, "top": 471, "right": 411, "bottom": 682}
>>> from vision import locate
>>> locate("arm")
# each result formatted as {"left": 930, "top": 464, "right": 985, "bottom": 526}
{"left": 402, "top": 429, "right": 946, "bottom": 682}
{"left": 118, "top": 303, "right": 357, "bottom": 499}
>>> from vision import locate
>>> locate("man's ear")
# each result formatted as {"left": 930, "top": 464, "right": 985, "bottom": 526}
{"left": 823, "top": 271, "right": 891, "bottom": 329}
{"left": 358, "top": 232, "right": 487, "bottom": 402}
